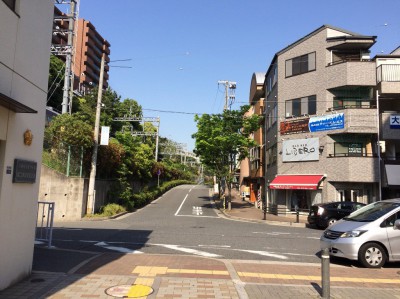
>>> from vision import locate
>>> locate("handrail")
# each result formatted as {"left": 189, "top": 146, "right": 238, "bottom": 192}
{"left": 36, "top": 201, "right": 55, "bottom": 248}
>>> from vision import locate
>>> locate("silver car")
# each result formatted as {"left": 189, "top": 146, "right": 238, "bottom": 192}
{"left": 320, "top": 198, "right": 400, "bottom": 268}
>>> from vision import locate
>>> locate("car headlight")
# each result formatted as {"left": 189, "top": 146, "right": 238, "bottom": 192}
{"left": 340, "top": 230, "right": 367, "bottom": 238}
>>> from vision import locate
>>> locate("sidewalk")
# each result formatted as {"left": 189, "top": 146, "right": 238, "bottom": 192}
{"left": 216, "top": 188, "right": 308, "bottom": 227}
{"left": 1, "top": 248, "right": 399, "bottom": 299}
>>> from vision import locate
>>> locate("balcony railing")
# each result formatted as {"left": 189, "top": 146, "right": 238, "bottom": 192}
{"left": 377, "top": 64, "right": 400, "bottom": 83}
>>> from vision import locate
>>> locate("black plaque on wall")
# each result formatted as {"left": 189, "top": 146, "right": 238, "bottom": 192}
{"left": 13, "top": 159, "right": 37, "bottom": 183}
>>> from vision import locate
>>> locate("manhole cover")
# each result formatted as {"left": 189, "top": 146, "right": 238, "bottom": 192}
{"left": 105, "top": 284, "right": 153, "bottom": 298}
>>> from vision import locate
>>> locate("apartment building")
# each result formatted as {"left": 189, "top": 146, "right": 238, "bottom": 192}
{"left": 263, "top": 25, "right": 400, "bottom": 213}
{"left": 53, "top": 6, "right": 110, "bottom": 96}
{"left": 240, "top": 72, "right": 265, "bottom": 206}
{"left": 0, "top": 0, "right": 53, "bottom": 290}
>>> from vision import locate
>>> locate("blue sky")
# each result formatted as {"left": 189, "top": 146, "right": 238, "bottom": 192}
{"left": 61, "top": 0, "right": 400, "bottom": 151}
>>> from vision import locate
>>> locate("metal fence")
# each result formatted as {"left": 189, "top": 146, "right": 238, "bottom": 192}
{"left": 36, "top": 201, "right": 55, "bottom": 248}
{"left": 42, "top": 134, "right": 88, "bottom": 177}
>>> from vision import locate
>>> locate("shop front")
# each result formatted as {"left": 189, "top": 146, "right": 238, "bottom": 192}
{"left": 267, "top": 174, "right": 325, "bottom": 214}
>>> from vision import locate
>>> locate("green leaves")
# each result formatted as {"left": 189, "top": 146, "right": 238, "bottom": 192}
{"left": 193, "top": 106, "right": 261, "bottom": 184}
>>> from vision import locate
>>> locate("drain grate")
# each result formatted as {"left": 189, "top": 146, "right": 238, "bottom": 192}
{"left": 105, "top": 284, "right": 153, "bottom": 298}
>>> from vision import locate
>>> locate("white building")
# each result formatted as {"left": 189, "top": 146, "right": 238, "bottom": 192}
{"left": 0, "top": 0, "right": 54, "bottom": 290}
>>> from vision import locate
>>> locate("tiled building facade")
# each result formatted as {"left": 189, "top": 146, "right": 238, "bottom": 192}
{"left": 245, "top": 25, "right": 400, "bottom": 213}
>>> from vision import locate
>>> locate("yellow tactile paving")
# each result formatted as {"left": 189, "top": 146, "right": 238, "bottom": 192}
{"left": 126, "top": 284, "right": 153, "bottom": 298}
{"left": 134, "top": 278, "right": 155, "bottom": 286}
{"left": 133, "top": 266, "right": 229, "bottom": 277}
{"left": 132, "top": 266, "right": 168, "bottom": 276}
{"left": 238, "top": 271, "right": 400, "bottom": 284}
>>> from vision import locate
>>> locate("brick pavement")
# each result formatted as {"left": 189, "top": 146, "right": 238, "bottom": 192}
{"left": 1, "top": 253, "right": 400, "bottom": 299}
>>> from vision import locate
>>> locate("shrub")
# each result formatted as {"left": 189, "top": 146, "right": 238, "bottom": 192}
{"left": 100, "top": 203, "right": 126, "bottom": 216}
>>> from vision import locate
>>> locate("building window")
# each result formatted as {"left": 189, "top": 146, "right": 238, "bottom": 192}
{"left": 266, "top": 105, "right": 277, "bottom": 130}
{"left": 331, "top": 87, "right": 374, "bottom": 110}
{"left": 334, "top": 142, "right": 366, "bottom": 157}
{"left": 285, "top": 95, "right": 316, "bottom": 118}
{"left": 266, "top": 144, "right": 277, "bottom": 166}
{"left": 285, "top": 52, "right": 316, "bottom": 77}
{"left": 250, "top": 146, "right": 261, "bottom": 171}
{"left": 3, "top": 0, "right": 15, "bottom": 10}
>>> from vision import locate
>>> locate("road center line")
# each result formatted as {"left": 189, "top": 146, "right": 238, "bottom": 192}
{"left": 174, "top": 194, "right": 188, "bottom": 216}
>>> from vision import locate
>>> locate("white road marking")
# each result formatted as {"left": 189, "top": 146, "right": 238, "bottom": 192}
{"left": 94, "top": 242, "right": 143, "bottom": 254}
{"left": 198, "top": 245, "right": 231, "bottom": 248}
{"left": 192, "top": 206, "right": 203, "bottom": 215}
{"left": 253, "top": 232, "right": 291, "bottom": 235}
{"left": 175, "top": 194, "right": 188, "bottom": 216}
{"left": 235, "top": 249, "right": 288, "bottom": 260}
{"left": 155, "top": 244, "right": 221, "bottom": 258}
{"left": 175, "top": 215, "right": 219, "bottom": 218}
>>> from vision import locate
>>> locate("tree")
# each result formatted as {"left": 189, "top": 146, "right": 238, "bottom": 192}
{"left": 192, "top": 105, "right": 261, "bottom": 209}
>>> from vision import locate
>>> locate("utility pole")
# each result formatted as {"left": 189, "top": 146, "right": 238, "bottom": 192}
{"left": 113, "top": 116, "right": 160, "bottom": 161}
{"left": 87, "top": 53, "right": 105, "bottom": 214}
{"left": 218, "top": 80, "right": 236, "bottom": 111}
{"left": 53, "top": 0, "right": 79, "bottom": 114}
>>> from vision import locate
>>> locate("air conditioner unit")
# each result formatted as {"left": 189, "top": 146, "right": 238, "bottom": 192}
{"left": 361, "top": 51, "right": 370, "bottom": 61}
{"left": 286, "top": 112, "right": 291, "bottom": 117}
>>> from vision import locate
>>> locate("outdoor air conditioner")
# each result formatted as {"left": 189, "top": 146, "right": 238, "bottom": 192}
{"left": 361, "top": 51, "right": 370, "bottom": 61}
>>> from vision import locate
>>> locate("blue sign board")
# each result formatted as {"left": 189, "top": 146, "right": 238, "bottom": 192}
{"left": 309, "top": 113, "right": 344, "bottom": 132}
{"left": 390, "top": 115, "right": 400, "bottom": 129}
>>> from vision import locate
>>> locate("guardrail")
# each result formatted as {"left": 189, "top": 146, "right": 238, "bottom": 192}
{"left": 36, "top": 201, "right": 55, "bottom": 248}
{"left": 262, "top": 205, "right": 309, "bottom": 223}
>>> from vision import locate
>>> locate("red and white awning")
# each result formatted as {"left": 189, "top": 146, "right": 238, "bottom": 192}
{"left": 269, "top": 174, "right": 325, "bottom": 190}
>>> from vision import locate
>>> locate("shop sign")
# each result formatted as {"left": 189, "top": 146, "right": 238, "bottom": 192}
{"left": 282, "top": 138, "right": 319, "bottom": 162}
{"left": 13, "top": 159, "right": 37, "bottom": 183}
{"left": 280, "top": 118, "right": 310, "bottom": 135}
{"left": 390, "top": 115, "right": 400, "bottom": 129}
{"left": 309, "top": 113, "right": 344, "bottom": 132}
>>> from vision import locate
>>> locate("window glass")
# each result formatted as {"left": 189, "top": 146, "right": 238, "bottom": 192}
{"left": 308, "top": 95, "right": 316, "bottom": 115}
{"left": 285, "top": 95, "right": 316, "bottom": 118}
{"left": 308, "top": 52, "right": 316, "bottom": 71}
{"left": 285, "top": 60, "right": 292, "bottom": 77}
{"left": 292, "top": 99, "right": 301, "bottom": 116}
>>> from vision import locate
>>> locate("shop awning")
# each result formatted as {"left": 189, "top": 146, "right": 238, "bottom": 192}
{"left": 385, "top": 165, "right": 400, "bottom": 186}
{"left": 269, "top": 174, "right": 325, "bottom": 190}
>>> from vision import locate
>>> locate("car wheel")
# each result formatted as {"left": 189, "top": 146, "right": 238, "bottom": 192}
{"left": 327, "top": 218, "right": 337, "bottom": 226}
{"left": 359, "top": 243, "right": 387, "bottom": 268}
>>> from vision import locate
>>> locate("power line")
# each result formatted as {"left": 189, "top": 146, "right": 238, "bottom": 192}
{"left": 142, "top": 108, "right": 201, "bottom": 115}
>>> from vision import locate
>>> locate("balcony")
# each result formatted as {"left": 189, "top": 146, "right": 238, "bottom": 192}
{"left": 326, "top": 108, "right": 378, "bottom": 134}
{"left": 326, "top": 61, "right": 376, "bottom": 89}
{"left": 377, "top": 64, "right": 400, "bottom": 95}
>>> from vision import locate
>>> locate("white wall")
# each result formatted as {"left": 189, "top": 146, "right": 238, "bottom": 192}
{"left": 0, "top": 0, "right": 54, "bottom": 290}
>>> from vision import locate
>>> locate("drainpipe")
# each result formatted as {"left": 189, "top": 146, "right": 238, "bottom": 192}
{"left": 376, "top": 90, "right": 382, "bottom": 201}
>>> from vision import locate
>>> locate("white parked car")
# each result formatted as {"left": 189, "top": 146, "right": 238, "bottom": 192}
{"left": 320, "top": 198, "right": 400, "bottom": 268}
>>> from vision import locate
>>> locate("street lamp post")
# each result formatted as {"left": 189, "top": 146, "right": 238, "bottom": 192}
{"left": 87, "top": 53, "right": 105, "bottom": 214}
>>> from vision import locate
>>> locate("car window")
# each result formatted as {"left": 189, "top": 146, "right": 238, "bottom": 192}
{"left": 381, "top": 212, "right": 400, "bottom": 228}
{"left": 355, "top": 203, "right": 365, "bottom": 210}
{"left": 340, "top": 203, "right": 352, "bottom": 210}
{"left": 347, "top": 202, "right": 400, "bottom": 222}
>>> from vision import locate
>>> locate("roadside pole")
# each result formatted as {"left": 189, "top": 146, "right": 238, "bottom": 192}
{"left": 321, "top": 247, "right": 330, "bottom": 298}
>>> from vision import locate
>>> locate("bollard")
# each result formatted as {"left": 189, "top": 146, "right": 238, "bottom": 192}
{"left": 296, "top": 208, "right": 299, "bottom": 223}
{"left": 321, "top": 247, "right": 330, "bottom": 298}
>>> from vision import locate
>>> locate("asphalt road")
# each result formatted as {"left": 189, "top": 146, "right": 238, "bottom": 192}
{"left": 43, "top": 184, "right": 323, "bottom": 263}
